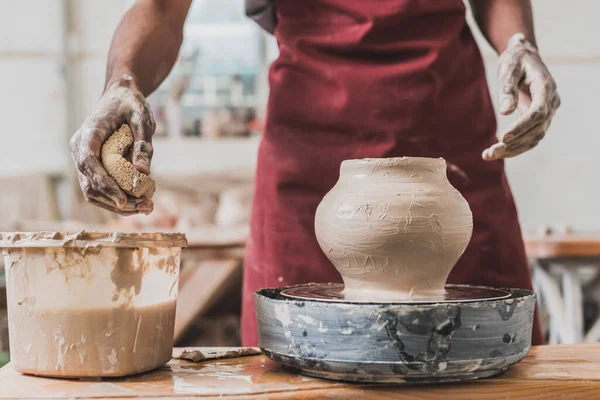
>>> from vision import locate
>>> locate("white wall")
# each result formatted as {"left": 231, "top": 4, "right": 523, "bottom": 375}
{"left": 0, "top": 0, "right": 67, "bottom": 176}
{"left": 0, "top": 0, "right": 598, "bottom": 232}
{"left": 68, "top": 1, "right": 131, "bottom": 126}
{"left": 0, "top": 0, "right": 128, "bottom": 177}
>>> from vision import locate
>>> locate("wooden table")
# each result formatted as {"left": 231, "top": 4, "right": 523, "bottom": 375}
{"left": 525, "top": 234, "right": 600, "bottom": 344}
{"left": 525, "top": 234, "right": 600, "bottom": 259}
{"left": 1, "top": 344, "right": 600, "bottom": 399}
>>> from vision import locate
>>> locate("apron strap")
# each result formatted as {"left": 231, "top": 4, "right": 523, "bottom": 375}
{"left": 245, "top": 0, "right": 277, "bottom": 34}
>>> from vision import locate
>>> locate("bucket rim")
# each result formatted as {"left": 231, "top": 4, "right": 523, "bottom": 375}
{"left": 0, "top": 231, "right": 187, "bottom": 249}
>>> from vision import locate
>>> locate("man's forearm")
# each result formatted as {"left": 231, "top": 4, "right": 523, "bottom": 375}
{"left": 104, "top": 0, "right": 192, "bottom": 96}
{"left": 469, "top": 0, "right": 536, "bottom": 53}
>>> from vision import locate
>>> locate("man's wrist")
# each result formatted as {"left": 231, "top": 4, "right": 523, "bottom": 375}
{"left": 506, "top": 32, "right": 538, "bottom": 52}
{"left": 104, "top": 73, "right": 141, "bottom": 94}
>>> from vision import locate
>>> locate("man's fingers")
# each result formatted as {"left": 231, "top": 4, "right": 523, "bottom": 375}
{"left": 87, "top": 198, "right": 140, "bottom": 216}
{"left": 517, "top": 90, "right": 532, "bottom": 114}
{"left": 500, "top": 100, "right": 548, "bottom": 144}
{"left": 90, "top": 191, "right": 152, "bottom": 213}
{"left": 497, "top": 58, "right": 523, "bottom": 115}
{"left": 482, "top": 138, "right": 540, "bottom": 161}
{"left": 482, "top": 141, "right": 504, "bottom": 161}
{"left": 131, "top": 140, "right": 154, "bottom": 175}
{"left": 551, "top": 93, "right": 561, "bottom": 113}
{"left": 78, "top": 112, "right": 124, "bottom": 156}
{"left": 76, "top": 155, "right": 127, "bottom": 208}
{"left": 503, "top": 140, "right": 541, "bottom": 159}
{"left": 79, "top": 173, "right": 153, "bottom": 215}
{"left": 128, "top": 101, "right": 156, "bottom": 175}
{"left": 483, "top": 122, "right": 547, "bottom": 161}
{"left": 501, "top": 76, "right": 556, "bottom": 144}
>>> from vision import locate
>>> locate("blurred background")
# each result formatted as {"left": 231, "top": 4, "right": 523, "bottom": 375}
{"left": 0, "top": 0, "right": 598, "bottom": 366}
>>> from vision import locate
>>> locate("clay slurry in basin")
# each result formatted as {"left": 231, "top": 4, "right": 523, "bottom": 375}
{"left": 315, "top": 157, "right": 473, "bottom": 301}
{"left": 11, "top": 301, "right": 177, "bottom": 377}
{"left": 0, "top": 231, "right": 186, "bottom": 378}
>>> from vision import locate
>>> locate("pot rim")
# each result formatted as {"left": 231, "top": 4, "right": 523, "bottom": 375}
{"left": 0, "top": 231, "right": 187, "bottom": 249}
{"left": 341, "top": 156, "right": 446, "bottom": 168}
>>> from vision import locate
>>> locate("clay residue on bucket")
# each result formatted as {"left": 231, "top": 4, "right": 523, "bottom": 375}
{"left": 148, "top": 247, "right": 179, "bottom": 275}
{"left": 1, "top": 231, "right": 186, "bottom": 378}
{"left": 109, "top": 247, "right": 180, "bottom": 305}
{"left": 45, "top": 248, "right": 97, "bottom": 283}
{"left": 111, "top": 249, "right": 142, "bottom": 303}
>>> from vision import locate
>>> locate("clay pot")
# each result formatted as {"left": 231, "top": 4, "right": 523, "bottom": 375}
{"left": 315, "top": 157, "right": 473, "bottom": 301}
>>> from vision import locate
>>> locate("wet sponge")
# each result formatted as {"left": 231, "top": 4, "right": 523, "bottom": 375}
{"left": 101, "top": 124, "right": 155, "bottom": 198}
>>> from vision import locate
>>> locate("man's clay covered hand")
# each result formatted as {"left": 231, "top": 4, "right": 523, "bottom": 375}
{"left": 70, "top": 77, "right": 155, "bottom": 215}
{"left": 483, "top": 33, "right": 561, "bottom": 161}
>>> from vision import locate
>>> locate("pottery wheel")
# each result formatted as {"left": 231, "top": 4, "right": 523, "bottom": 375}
{"left": 280, "top": 284, "right": 511, "bottom": 304}
{"left": 256, "top": 284, "right": 536, "bottom": 384}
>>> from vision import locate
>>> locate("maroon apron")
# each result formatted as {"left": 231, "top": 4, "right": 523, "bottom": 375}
{"left": 242, "top": 0, "right": 542, "bottom": 346}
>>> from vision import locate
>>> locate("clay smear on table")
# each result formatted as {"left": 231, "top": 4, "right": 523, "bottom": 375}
{"left": 174, "top": 347, "right": 262, "bottom": 362}
{"left": 1, "top": 231, "right": 185, "bottom": 377}
{"left": 315, "top": 157, "right": 473, "bottom": 301}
